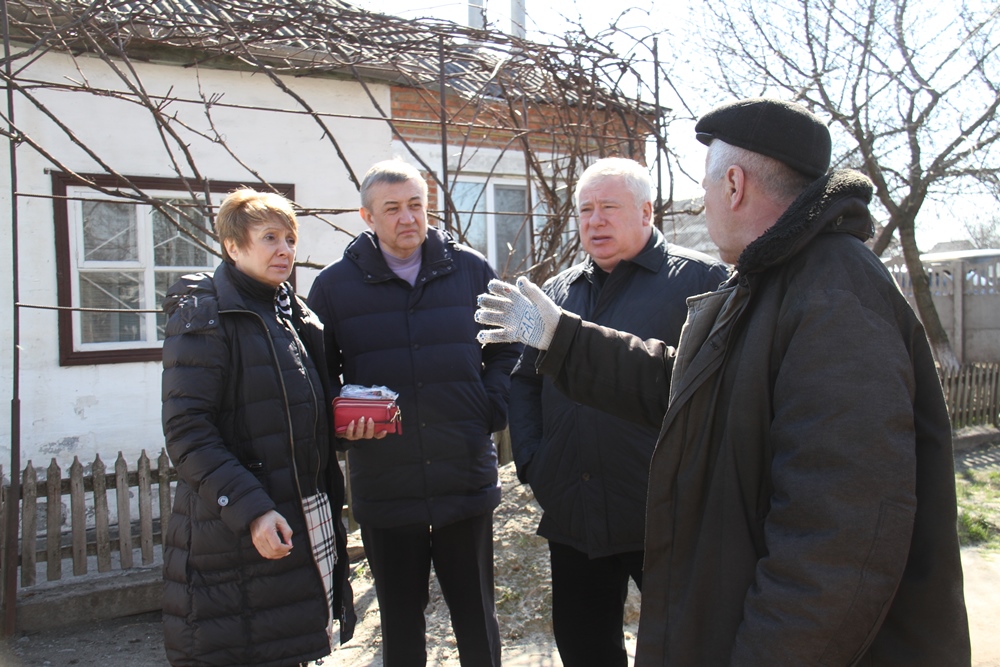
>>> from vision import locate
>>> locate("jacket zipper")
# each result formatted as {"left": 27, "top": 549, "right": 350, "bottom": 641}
{"left": 226, "top": 306, "right": 335, "bottom": 628}
{"left": 282, "top": 315, "right": 322, "bottom": 492}
{"left": 219, "top": 307, "right": 306, "bottom": 501}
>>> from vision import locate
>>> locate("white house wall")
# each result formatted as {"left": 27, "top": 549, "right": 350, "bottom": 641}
{"left": 0, "top": 48, "right": 394, "bottom": 480}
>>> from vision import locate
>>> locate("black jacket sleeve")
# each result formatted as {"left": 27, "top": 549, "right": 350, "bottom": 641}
{"left": 507, "top": 345, "right": 544, "bottom": 482}
{"left": 536, "top": 312, "right": 674, "bottom": 429}
{"left": 161, "top": 317, "right": 275, "bottom": 535}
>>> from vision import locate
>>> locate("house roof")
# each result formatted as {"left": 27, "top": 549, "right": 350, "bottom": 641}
{"left": 8, "top": 0, "right": 657, "bottom": 114}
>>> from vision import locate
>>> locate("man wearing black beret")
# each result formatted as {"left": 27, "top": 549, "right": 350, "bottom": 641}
{"left": 475, "top": 97, "right": 971, "bottom": 665}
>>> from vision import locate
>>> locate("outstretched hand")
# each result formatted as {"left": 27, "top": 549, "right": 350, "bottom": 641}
{"left": 474, "top": 277, "right": 560, "bottom": 350}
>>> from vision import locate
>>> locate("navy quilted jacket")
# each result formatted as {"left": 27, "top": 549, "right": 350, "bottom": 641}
{"left": 307, "top": 228, "right": 522, "bottom": 529}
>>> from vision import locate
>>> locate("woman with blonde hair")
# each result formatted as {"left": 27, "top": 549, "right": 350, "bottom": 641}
{"left": 161, "top": 188, "right": 355, "bottom": 666}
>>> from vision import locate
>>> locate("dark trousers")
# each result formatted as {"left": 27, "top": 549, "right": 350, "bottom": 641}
{"left": 549, "top": 540, "right": 644, "bottom": 667}
{"left": 360, "top": 512, "right": 501, "bottom": 667}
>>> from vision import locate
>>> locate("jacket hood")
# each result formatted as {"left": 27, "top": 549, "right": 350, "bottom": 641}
{"left": 162, "top": 270, "right": 219, "bottom": 318}
{"left": 163, "top": 263, "right": 298, "bottom": 339}
{"left": 736, "top": 169, "right": 875, "bottom": 275}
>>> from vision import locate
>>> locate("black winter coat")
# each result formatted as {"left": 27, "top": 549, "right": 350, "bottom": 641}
{"left": 307, "top": 228, "right": 522, "bottom": 529}
{"left": 509, "top": 228, "right": 728, "bottom": 557}
{"left": 536, "top": 171, "right": 970, "bottom": 666}
{"left": 161, "top": 263, "right": 355, "bottom": 667}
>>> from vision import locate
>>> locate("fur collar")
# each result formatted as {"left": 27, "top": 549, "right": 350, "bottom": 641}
{"left": 735, "top": 169, "right": 875, "bottom": 275}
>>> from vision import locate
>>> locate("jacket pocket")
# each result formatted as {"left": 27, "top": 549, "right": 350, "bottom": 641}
{"left": 819, "top": 500, "right": 915, "bottom": 666}
{"left": 245, "top": 459, "right": 270, "bottom": 496}
{"left": 525, "top": 434, "right": 570, "bottom": 518}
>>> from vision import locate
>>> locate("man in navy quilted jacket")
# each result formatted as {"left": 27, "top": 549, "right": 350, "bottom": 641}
{"left": 308, "top": 159, "right": 521, "bottom": 667}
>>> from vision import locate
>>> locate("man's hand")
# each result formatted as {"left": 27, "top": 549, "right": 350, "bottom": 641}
{"left": 250, "top": 509, "right": 293, "bottom": 560}
{"left": 475, "top": 277, "right": 560, "bottom": 350}
{"left": 341, "top": 417, "right": 389, "bottom": 442}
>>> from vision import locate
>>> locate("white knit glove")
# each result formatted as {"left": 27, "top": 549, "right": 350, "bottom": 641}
{"left": 475, "top": 277, "right": 561, "bottom": 349}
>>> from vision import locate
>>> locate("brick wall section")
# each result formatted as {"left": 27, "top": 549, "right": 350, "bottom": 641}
{"left": 390, "top": 86, "right": 650, "bottom": 160}
{"left": 393, "top": 85, "right": 651, "bottom": 225}
{"left": 423, "top": 170, "right": 438, "bottom": 213}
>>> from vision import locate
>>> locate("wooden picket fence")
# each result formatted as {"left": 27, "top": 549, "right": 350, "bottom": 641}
{"left": 0, "top": 450, "right": 174, "bottom": 591}
{"left": 0, "top": 448, "right": 358, "bottom": 605}
{"left": 940, "top": 362, "right": 1000, "bottom": 429}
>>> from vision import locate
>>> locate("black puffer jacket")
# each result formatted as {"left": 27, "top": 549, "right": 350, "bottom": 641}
{"left": 537, "top": 171, "right": 970, "bottom": 665}
{"left": 307, "top": 228, "right": 522, "bottom": 529}
{"left": 509, "top": 228, "right": 728, "bottom": 557}
{"left": 161, "top": 263, "right": 355, "bottom": 667}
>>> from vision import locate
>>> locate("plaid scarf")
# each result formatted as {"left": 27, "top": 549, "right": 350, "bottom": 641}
{"left": 302, "top": 492, "right": 338, "bottom": 637}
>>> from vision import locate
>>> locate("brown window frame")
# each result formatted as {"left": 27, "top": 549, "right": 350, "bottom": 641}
{"left": 53, "top": 172, "right": 294, "bottom": 366}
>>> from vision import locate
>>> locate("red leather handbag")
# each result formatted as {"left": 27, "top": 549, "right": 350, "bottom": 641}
{"left": 332, "top": 396, "right": 402, "bottom": 436}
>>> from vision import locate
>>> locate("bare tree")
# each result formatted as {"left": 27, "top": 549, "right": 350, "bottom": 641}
{"left": 697, "top": 0, "right": 1000, "bottom": 369}
{"left": 965, "top": 213, "right": 1000, "bottom": 249}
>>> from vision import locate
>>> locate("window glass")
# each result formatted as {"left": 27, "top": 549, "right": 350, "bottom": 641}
{"left": 494, "top": 185, "right": 528, "bottom": 274}
{"left": 55, "top": 174, "right": 292, "bottom": 365}
{"left": 152, "top": 200, "right": 214, "bottom": 340}
{"left": 153, "top": 199, "right": 212, "bottom": 267}
{"left": 71, "top": 191, "right": 218, "bottom": 350}
{"left": 82, "top": 201, "right": 137, "bottom": 262}
{"left": 155, "top": 270, "right": 191, "bottom": 340}
{"left": 79, "top": 270, "right": 144, "bottom": 343}
{"left": 450, "top": 179, "right": 553, "bottom": 277}
{"left": 452, "top": 181, "right": 488, "bottom": 257}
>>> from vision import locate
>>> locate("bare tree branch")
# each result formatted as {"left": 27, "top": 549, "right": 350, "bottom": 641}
{"left": 699, "top": 0, "right": 1000, "bottom": 368}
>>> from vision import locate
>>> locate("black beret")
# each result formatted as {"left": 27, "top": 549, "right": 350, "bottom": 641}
{"left": 695, "top": 98, "right": 831, "bottom": 179}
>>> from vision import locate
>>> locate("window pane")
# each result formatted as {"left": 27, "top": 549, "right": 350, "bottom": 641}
{"left": 79, "top": 270, "right": 144, "bottom": 343}
{"left": 452, "top": 182, "right": 488, "bottom": 257}
{"left": 155, "top": 270, "right": 191, "bottom": 340}
{"left": 82, "top": 201, "right": 138, "bottom": 262}
{"left": 495, "top": 186, "right": 529, "bottom": 274}
{"left": 153, "top": 199, "right": 213, "bottom": 267}
{"left": 533, "top": 197, "right": 551, "bottom": 236}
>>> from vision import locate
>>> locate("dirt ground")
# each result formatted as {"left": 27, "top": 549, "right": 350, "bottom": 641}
{"left": 0, "top": 459, "right": 996, "bottom": 667}
{"left": 332, "top": 463, "right": 638, "bottom": 667}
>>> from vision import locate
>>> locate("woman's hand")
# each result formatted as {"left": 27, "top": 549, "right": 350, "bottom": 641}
{"left": 342, "top": 417, "right": 389, "bottom": 441}
{"left": 250, "top": 510, "right": 294, "bottom": 559}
